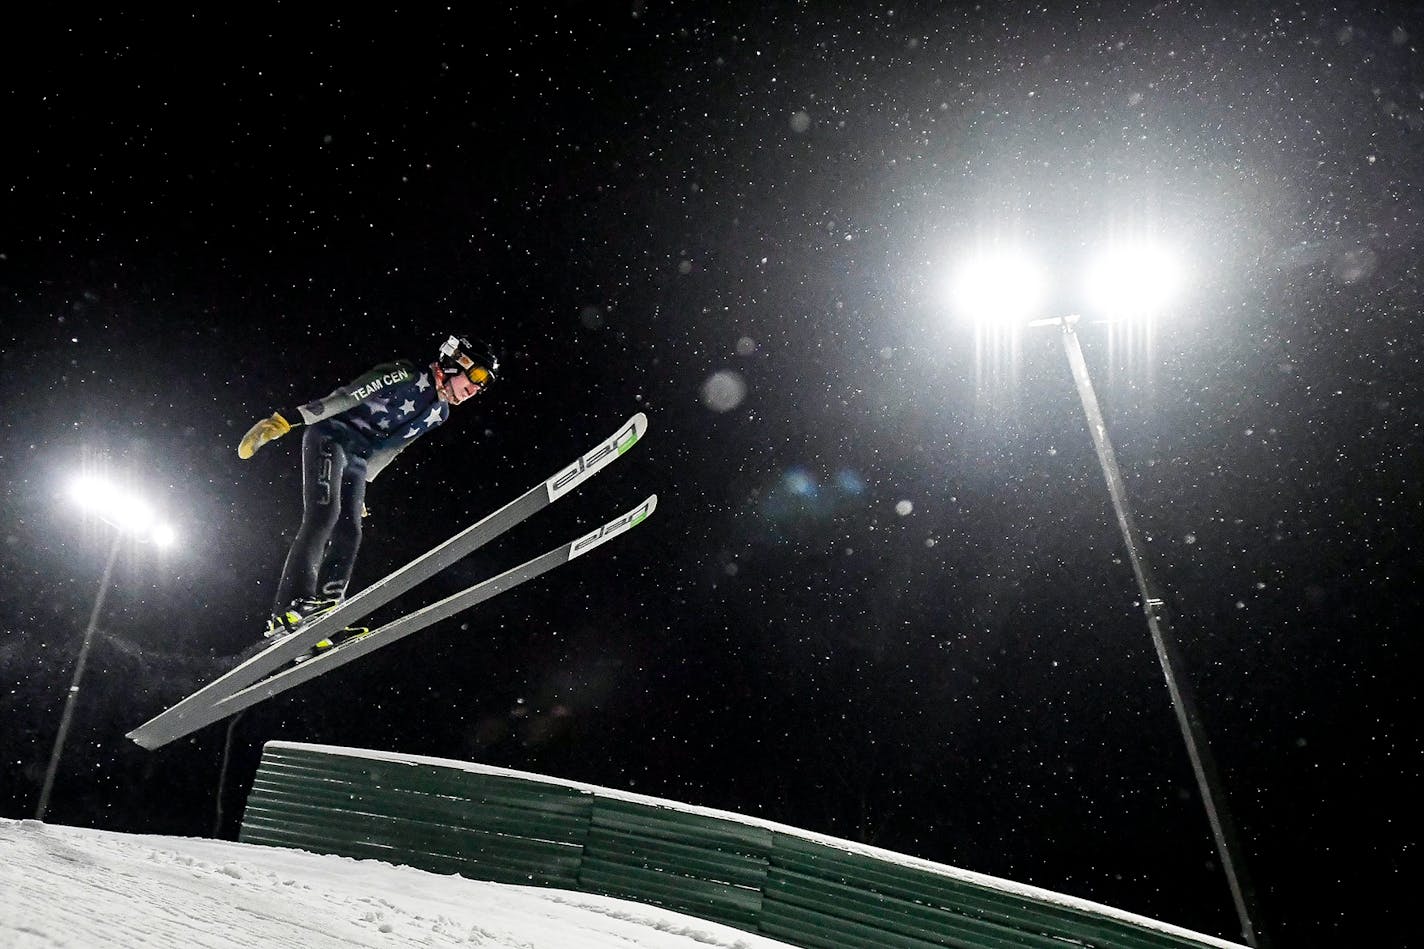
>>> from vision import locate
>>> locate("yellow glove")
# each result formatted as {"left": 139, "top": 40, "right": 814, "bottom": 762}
{"left": 238, "top": 412, "right": 293, "bottom": 459}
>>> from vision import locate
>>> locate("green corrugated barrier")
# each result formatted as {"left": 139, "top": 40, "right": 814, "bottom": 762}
{"left": 239, "top": 742, "right": 1245, "bottom": 949}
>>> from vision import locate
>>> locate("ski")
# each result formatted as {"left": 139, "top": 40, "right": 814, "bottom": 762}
{"left": 187, "top": 495, "right": 657, "bottom": 736}
{"left": 127, "top": 412, "right": 647, "bottom": 751}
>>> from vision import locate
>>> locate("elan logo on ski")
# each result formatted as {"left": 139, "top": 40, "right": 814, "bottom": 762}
{"left": 548, "top": 416, "right": 643, "bottom": 500}
{"left": 571, "top": 495, "right": 656, "bottom": 559}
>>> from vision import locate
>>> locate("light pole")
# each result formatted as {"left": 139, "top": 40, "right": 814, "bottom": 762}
{"left": 950, "top": 245, "right": 1266, "bottom": 948}
{"left": 36, "top": 476, "right": 176, "bottom": 821}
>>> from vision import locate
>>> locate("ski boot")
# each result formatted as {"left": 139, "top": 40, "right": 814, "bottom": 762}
{"left": 263, "top": 596, "right": 341, "bottom": 639}
{"left": 296, "top": 625, "right": 372, "bottom": 663}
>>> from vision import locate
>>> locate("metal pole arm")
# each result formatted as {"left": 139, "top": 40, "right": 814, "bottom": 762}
{"left": 1058, "top": 318, "right": 1266, "bottom": 948}
{"left": 36, "top": 531, "right": 123, "bottom": 821}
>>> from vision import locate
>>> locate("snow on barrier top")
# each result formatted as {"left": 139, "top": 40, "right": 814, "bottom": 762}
{"left": 239, "top": 740, "right": 1248, "bottom": 949}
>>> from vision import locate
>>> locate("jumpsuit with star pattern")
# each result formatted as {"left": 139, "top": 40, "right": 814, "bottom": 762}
{"left": 271, "top": 360, "right": 451, "bottom": 612}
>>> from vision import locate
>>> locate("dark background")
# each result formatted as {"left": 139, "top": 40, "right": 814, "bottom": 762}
{"left": 1, "top": 5, "right": 1418, "bottom": 946}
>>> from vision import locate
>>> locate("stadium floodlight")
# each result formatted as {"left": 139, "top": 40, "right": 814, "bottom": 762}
{"left": 1082, "top": 242, "right": 1184, "bottom": 320}
{"left": 67, "top": 475, "right": 173, "bottom": 547}
{"left": 947, "top": 248, "right": 1047, "bottom": 327}
{"left": 942, "top": 236, "right": 1264, "bottom": 946}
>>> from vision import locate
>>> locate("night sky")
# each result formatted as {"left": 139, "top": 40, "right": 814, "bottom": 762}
{"left": 1, "top": 5, "right": 1418, "bottom": 946}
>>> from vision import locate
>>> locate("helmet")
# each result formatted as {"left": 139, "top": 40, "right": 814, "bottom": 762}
{"left": 438, "top": 335, "right": 500, "bottom": 386}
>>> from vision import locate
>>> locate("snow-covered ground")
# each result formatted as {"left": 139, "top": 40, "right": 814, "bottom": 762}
{"left": 0, "top": 817, "right": 794, "bottom": 948}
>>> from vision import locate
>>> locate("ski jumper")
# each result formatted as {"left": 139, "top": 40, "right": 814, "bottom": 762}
{"left": 272, "top": 361, "right": 450, "bottom": 611}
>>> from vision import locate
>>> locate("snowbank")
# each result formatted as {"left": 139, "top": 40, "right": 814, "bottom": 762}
{"left": 0, "top": 817, "right": 794, "bottom": 948}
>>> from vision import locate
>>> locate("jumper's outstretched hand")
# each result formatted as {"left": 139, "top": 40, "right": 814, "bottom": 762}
{"left": 238, "top": 412, "right": 293, "bottom": 459}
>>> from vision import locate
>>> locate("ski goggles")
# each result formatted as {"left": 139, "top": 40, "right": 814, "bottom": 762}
{"left": 444, "top": 350, "right": 495, "bottom": 384}
{"left": 459, "top": 359, "right": 493, "bottom": 386}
